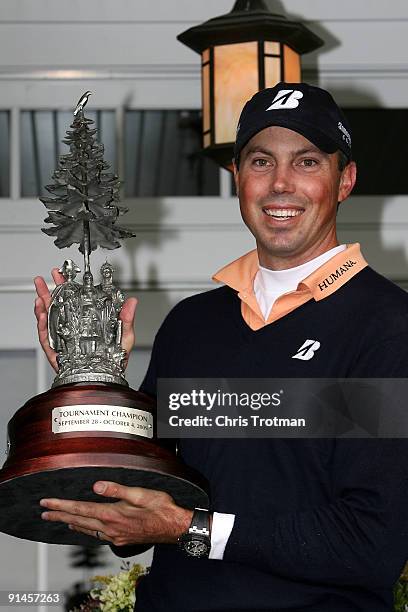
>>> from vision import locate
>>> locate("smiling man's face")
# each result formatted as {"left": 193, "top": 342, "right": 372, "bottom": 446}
{"left": 234, "top": 126, "right": 356, "bottom": 270}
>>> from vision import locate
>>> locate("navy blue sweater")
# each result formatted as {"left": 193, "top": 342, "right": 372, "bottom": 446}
{"left": 114, "top": 266, "right": 408, "bottom": 612}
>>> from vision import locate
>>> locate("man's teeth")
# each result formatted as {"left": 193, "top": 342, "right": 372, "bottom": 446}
{"left": 264, "top": 209, "right": 303, "bottom": 218}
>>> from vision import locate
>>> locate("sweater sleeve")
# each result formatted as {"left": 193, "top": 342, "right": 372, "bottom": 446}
{"left": 223, "top": 334, "right": 408, "bottom": 588}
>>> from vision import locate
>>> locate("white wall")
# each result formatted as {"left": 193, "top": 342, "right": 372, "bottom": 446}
{"left": 0, "top": 1, "right": 408, "bottom": 609}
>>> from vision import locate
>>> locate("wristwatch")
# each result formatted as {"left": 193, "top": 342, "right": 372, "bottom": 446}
{"left": 177, "top": 507, "right": 211, "bottom": 558}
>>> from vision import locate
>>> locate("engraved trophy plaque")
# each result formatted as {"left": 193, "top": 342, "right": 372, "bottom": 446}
{"left": 0, "top": 92, "right": 208, "bottom": 545}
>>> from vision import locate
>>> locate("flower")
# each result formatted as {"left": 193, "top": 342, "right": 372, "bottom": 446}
{"left": 70, "top": 562, "right": 149, "bottom": 612}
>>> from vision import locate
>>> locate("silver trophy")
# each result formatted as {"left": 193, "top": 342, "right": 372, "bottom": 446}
{"left": 0, "top": 92, "right": 208, "bottom": 546}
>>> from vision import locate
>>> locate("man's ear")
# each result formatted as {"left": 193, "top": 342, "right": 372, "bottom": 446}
{"left": 338, "top": 161, "right": 357, "bottom": 203}
{"left": 232, "top": 159, "right": 239, "bottom": 197}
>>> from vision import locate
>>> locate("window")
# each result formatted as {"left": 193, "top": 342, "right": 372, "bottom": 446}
{"left": 20, "top": 108, "right": 220, "bottom": 198}
{"left": 124, "top": 110, "right": 219, "bottom": 196}
{"left": 16, "top": 106, "right": 408, "bottom": 198}
{"left": 0, "top": 111, "right": 10, "bottom": 197}
{"left": 21, "top": 110, "right": 116, "bottom": 197}
{"left": 343, "top": 108, "right": 408, "bottom": 195}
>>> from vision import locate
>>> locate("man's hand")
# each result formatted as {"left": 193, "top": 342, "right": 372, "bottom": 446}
{"left": 33, "top": 269, "right": 137, "bottom": 371}
{"left": 34, "top": 268, "right": 65, "bottom": 371}
{"left": 40, "top": 481, "right": 193, "bottom": 546}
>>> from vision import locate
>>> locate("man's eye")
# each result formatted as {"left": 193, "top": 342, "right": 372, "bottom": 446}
{"left": 253, "top": 158, "right": 269, "bottom": 167}
{"left": 300, "top": 158, "right": 318, "bottom": 167}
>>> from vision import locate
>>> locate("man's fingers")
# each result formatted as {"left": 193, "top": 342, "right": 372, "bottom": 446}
{"left": 34, "top": 270, "right": 64, "bottom": 310}
{"left": 68, "top": 524, "right": 110, "bottom": 542}
{"left": 34, "top": 295, "right": 47, "bottom": 318}
{"left": 120, "top": 297, "right": 137, "bottom": 328}
{"left": 51, "top": 267, "right": 65, "bottom": 285}
{"left": 40, "top": 497, "right": 113, "bottom": 520}
{"left": 119, "top": 297, "right": 137, "bottom": 354}
{"left": 35, "top": 304, "right": 49, "bottom": 342}
{"left": 34, "top": 276, "right": 52, "bottom": 310}
{"left": 93, "top": 481, "right": 172, "bottom": 507}
{"left": 34, "top": 270, "right": 63, "bottom": 371}
{"left": 93, "top": 481, "right": 138, "bottom": 502}
{"left": 41, "top": 510, "right": 105, "bottom": 533}
{"left": 35, "top": 300, "right": 58, "bottom": 371}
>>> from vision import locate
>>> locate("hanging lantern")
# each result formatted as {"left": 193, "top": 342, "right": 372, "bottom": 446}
{"left": 178, "top": 0, "right": 324, "bottom": 170}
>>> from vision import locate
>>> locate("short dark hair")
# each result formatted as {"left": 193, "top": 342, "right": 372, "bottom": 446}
{"left": 337, "top": 150, "right": 349, "bottom": 172}
{"left": 336, "top": 151, "right": 353, "bottom": 213}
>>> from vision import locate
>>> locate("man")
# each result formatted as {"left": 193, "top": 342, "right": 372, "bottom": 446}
{"left": 95, "top": 262, "right": 125, "bottom": 350}
{"left": 34, "top": 83, "right": 408, "bottom": 611}
{"left": 47, "top": 259, "right": 81, "bottom": 355}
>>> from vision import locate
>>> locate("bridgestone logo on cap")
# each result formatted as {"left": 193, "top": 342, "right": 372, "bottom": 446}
{"left": 266, "top": 90, "right": 304, "bottom": 111}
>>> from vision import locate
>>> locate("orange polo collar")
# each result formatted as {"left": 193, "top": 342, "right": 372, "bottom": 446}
{"left": 212, "top": 243, "right": 368, "bottom": 331}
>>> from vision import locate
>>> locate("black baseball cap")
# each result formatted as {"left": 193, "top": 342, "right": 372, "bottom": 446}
{"left": 234, "top": 82, "right": 352, "bottom": 163}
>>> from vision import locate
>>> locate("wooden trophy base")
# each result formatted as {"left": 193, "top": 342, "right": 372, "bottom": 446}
{"left": 0, "top": 383, "right": 209, "bottom": 546}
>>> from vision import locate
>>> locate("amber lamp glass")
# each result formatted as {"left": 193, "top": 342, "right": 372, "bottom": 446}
{"left": 204, "top": 41, "right": 301, "bottom": 153}
{"left": 178, "top": 0, "right": 323, "bottom": 171}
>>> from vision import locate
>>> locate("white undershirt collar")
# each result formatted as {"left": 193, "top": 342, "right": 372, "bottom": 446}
{"left": 254, "top": 244, "right": 347, "bottom": 320}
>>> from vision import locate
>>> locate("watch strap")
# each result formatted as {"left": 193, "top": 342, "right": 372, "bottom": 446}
{"left": 188, "top": 507, "right": 210, "bottom": 537}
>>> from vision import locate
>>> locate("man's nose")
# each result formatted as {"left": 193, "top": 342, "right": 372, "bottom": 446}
{"left": 269, "top": 164, "right": 295, "bottom": 194}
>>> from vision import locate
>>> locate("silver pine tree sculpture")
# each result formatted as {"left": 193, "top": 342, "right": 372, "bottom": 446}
{"left": 40, "top": 92, "right": 134, "bottom": 387}
{"left": 41, "top": 91, "right": 134, "bottom": 273}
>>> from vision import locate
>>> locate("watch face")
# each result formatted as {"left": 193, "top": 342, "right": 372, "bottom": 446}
{"left": 184, "top": 538, "right": 210, "bottom": 557}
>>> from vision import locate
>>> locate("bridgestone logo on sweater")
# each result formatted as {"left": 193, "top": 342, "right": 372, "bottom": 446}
{"left": 318, "top": 259, "right": 357, "bottom": 292}
{"left": 292, "top": 339, "right": 321, "bottom": 361}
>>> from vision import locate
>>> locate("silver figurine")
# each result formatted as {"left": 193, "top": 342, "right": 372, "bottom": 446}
{"left": 48, "top": 260, "right": 126, "bottom": 386}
